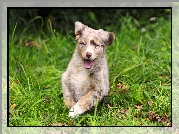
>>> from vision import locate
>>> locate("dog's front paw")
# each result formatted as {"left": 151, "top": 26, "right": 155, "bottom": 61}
{"left": 68, "top": 104, "right": 84, "bottom": 117}
{"left": 69, "top": 107, "right": 78, "bottom": 117}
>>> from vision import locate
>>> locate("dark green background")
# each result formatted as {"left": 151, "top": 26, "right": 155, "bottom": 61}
{"left": 9, "top": 8, "right": 171, "bottom": 36}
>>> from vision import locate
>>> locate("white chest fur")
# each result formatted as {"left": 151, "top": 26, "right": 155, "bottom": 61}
{"left": 69, "top": 65, "right": 92, "bottom": 100}
{"left": 74, "top": 67, "right": 89, "bottom": 87}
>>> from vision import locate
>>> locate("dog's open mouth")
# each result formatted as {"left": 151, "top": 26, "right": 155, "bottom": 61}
{"left": 84, "top": 59, "right": 94, "bottom": 69}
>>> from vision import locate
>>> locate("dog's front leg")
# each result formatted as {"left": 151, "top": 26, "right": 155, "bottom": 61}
{"left": 63, "top": 89, "right": 76, "bottom": 108}
{"left": 62, "top": 73, "right": 76, "bottom": 108}
{"left": 69, "top": 90, "right": 102, "bottom": 117}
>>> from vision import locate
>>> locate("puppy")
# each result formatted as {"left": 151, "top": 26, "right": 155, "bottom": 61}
{"left": 62, "top": 21, "right": 115, "bottom": 117}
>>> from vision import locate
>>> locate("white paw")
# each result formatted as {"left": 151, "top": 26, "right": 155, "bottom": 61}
{"left": 68, "top": 104, "right": 84, "bottom": 117}
{"left": 69, "top": 110, "right": 78, "bottom": 117}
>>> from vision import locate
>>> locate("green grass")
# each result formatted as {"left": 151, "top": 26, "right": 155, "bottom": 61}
{"left": 9, "top": 16, "right": 171, "bottom": 126}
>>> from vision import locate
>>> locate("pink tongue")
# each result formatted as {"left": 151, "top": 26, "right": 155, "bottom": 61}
{"left": 84, "top": 59, "right": 94, "bottom": 69}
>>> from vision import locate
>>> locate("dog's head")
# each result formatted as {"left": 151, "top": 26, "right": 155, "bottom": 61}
{"left": 75, "top": 21, "right": 115, "bottom": 69}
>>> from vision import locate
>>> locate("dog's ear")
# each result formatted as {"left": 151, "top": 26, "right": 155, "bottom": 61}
{"left": 75, "top": 21, "right": 85, "bottom": 40}
{"left": 99, "top": 30, "right": 115, "bottom": 46}
{"left": 106, "top": 32, "right": 115, "bottom": 46}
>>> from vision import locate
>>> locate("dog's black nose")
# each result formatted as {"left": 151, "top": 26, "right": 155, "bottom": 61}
{"left": 86, "top": 52, "right": 92, "bottom": 58}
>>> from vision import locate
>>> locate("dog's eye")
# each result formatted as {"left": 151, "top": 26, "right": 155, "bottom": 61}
{"left": 80, "top": 42, "right": 86, "bottom": 46}
{"left": 93, "top": 43, "right": 100, "bottom": 49}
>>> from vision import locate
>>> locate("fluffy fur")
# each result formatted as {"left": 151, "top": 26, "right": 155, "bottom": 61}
{"left": 61, "top": 21, "right": 115, "bottom": 117}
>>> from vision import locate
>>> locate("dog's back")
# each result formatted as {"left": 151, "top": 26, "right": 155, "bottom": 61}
{"left": 62, "top": 21, "right": 115, "bottom": 117}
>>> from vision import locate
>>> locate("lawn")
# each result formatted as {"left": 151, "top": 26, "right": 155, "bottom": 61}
{"left": 9, "top": 13, "right": 171, "bottom": 126}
